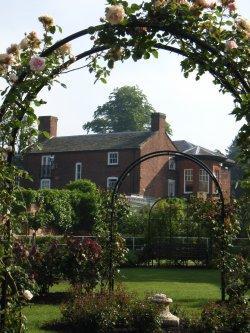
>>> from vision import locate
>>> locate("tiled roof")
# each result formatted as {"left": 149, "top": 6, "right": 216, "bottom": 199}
{"left": 31, "top": 131, "right": 153, "bottom": 153}
{"left": 173, "top": 140, "right": 234, "bottom": 164}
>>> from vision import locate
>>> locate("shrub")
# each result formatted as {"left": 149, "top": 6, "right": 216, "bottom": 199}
{"left": 122, "top": 250, "right": 140, "bottom": 267}
{"left": 61, "top": 288, "right": 162, "bottom": 333}
{"left": 201, "top": 301, "right": 249, "bottom": 333}
{"left": 61, "top": 237, "right": 103, "bottom": 291}
{"left": 65, "top": 179, "right": 98, "bottom": 193}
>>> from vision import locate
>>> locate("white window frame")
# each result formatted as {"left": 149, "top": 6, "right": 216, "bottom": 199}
{"left": 107, "top": 177, "right": 118, "bottom": 190}
{"left": 184, "top": 169, "right": 193, "bottom": 194}
{"left": 168, "top": 157, "right": 176, "bottom": 170}
{"left": 199, "top": 169, "right": 209, "bottom": 193}
{"left": 108, "top": 152, "right": 119, "bottom": 165}
{"left": 41, "top": 155, "right": 54, "bottom": 166}
{"left": 75, "top": 162, "right": 82, "bottom": 180}
{"left": 40, "top": 179, "right": 51, "bottom": 189}
{"left": 168, "top": 179, "right": 175, "bottom": 197}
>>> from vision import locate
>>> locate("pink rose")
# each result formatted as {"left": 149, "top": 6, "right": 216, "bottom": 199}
{"left": 29, "top": 56, "right": 46, "bottom": 71}
{"left": 227, "top": 2, "right": 236, "bottom": 12}
{"left": 225, "top": 40, "right": 238, "bottom": 50}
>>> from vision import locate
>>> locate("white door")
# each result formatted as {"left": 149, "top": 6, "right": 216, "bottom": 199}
{"left": 168, "top": 179, "right": 175, "bottom": 197}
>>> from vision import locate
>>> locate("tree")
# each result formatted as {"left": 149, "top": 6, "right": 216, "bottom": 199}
{"left": 83, "top": 85, "right": 160, "bottom": 133}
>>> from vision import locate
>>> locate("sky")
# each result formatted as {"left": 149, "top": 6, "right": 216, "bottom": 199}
{"left": 1, "top": 1, "right": 249, "bottom": 153}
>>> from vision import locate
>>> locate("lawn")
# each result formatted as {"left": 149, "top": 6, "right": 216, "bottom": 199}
{"left": 24, "top": 267, "right": 221, "bottom": 332}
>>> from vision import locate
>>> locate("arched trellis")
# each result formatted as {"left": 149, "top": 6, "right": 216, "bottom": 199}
{"left": 108, "top": 150, "right": 226, "bottom": 300}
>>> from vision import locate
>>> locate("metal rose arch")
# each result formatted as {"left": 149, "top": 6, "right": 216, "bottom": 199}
{"left": 0, "top": 1, "right": 249, "bottom": 331}
{"left": 108, "top": 150, "right": 226, "bottom": 299}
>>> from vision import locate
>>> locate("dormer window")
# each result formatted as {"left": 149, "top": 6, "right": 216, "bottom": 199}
{"left": 108, "top": 152, "right": 118, "bottom": 165}
{"left": 169, "top": 157, "right": 176, "bottom": 170}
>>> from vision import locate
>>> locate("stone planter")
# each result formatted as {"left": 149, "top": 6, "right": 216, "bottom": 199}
{"left": 150, "top": 293, "right": 180, "bottom": 328}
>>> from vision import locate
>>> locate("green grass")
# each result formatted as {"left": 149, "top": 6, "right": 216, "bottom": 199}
{"left": 24, "top": 268, "right": 221, "bottom": 332}
{"left": 119, "top": 267, "right": 220, "bottom": 315}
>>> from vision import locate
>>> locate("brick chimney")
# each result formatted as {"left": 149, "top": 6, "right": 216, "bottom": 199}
{"left": 151, "top": 113, "right": 166, "bottom": 132}
{"left": 38, "top": 116, "right": 58, "bottom": 141}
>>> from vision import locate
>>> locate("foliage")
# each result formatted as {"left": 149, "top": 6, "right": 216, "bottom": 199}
{"left": 0, "top": 1, "right": 249, "bottom": 330}
{"left": 62, "top": 237, "right": 103, "bottom": 292}
{"left": 12, "top": 179, "right": 101, "bottom": 233}
{"left": 148, "top": 198, "right": 186, "bottom": 240}
{"left": 66, "top": 180, "right": 101, "bottom": 233}
{"left": 236, "top": 195, "right": 249, "bottom": 238}
{"left": 201, "top": 301, "right": 249, "bottom": 333}
{"left": 61, "top": 287, "right": 162, "bottom": 333}
{"left": 65, "top": 179, "right": 98, "bottom": 193}
{"left": 12, "top": 236, "right": 105, "bottom": 295}
{"left": 83, "top": 85, "right": 159, "bottom": 133}
{"left": 227, "top": 136, "right": 246, "bottom": 197}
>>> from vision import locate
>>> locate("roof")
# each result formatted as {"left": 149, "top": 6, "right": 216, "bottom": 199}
{"left": 31, "top": 131, "right": 153, "bottom": 153}
{"left": 173, "top": 140, "right": 234, "bottom": 164}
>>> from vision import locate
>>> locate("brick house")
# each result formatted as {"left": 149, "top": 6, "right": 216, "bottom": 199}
{"left": 22, "top": 113, "right": 233, "bottom": 199}
{"left": 173, "top": 141, "right": 233, "bottom": 199}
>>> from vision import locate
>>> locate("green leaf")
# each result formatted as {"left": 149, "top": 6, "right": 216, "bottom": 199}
{"left": 49, "top": 26, "right": 56, "bottom": 34}
{"left": 107, "top": 60, "right": 114, "bottom": 69}
{"left": 100, "top": 78, "right": 107, "bottom": 84}
{"left": 151, "top": 49, "right": 158, "bottom": 59}
{"left": 61, "top": 83, "right": 67, "bottom": 89}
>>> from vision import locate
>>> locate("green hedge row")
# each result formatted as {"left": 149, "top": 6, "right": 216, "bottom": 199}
{"left": 13, "top": 179, "right": 101, "bottom": 233}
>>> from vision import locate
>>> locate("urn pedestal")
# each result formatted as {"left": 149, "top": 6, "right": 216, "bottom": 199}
{"left": 150, "top": 293, "right": 180, "bottom": 328}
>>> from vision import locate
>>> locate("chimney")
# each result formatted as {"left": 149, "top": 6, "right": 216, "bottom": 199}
{"left": 151, "top": 113, "right": 166, "bottom": 132}
{"left": 38, "top": 116, "right": 58, "bottom": 141}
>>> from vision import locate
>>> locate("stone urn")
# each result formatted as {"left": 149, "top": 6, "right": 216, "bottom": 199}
{"left": 150, "top": 293, "right": 180, "bottom": 328}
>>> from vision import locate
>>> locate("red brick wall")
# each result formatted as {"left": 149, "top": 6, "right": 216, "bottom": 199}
{"left": 176, "top": 158, "right": 231, "bottom": 200}
{"left": 22, "top": 149, "right": 140, "bottom": 194}
{"left": 139, "top": 132, "right": 177, "bottom": 197}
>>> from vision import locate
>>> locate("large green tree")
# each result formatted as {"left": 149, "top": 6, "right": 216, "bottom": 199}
{"left": 83, "top": 85, "right": 162, "bottom": 133}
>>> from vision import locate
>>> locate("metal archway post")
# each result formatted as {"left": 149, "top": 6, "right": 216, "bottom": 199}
{"left": 108, "top": 150, "right": 226, "bottom": 301}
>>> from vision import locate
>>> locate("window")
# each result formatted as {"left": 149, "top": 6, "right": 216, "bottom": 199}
{"left": 40, "top": 179, "right": 51, "bottom": 189}
{"left": 41, "top": 155, "right": 54, "bottom": 166}
{"left": 169, "top": 157, "right": 176, "bottom": 170}
{"left": 168, "top": 179, "right": 175, "bottom": 197}
{"left": 184, "top": 169, "right": 193, "bottom": 181}
{"left": 75, "top": 162, "right": 82, "bottom": 180}
{"left": 107, "top": 177, "right": 118, "bottom": 190}
{"left": 108, "top": 152, "right": 118, "bottom": 165}
{"left": 199, "top": 169, "right": 209, "bottom": 193}
{"left": 41, "top": 155, "right": 54, "bottom": 178}
{"left": 184, "top": 169, "right": 193, "bottom": 193}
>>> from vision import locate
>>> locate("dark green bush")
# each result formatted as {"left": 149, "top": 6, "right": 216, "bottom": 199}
{"left": 13, "top": 179, "right": 101, "bottom": 233}
{"left": 61, "top": 288, "right": 162, "bottom": 333}
{"left": 65, "top": 179, "right": 98, "bottom": 193}
{"left": 201, "top": 301, "right": 249, "bottom": 333}
{"left": 122, "top": 250, "right": 140, "bottom": 267}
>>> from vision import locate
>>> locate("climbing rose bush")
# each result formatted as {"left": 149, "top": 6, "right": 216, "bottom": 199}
{"left": 0, "top": 0, "right": 249, "bottom": 331}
